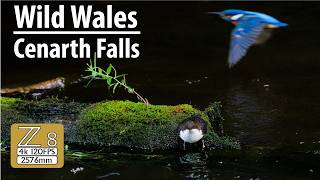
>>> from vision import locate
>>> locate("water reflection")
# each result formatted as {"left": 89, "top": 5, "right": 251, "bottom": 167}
{"left": 222, "top": 76, "right": 320, "bottom": 152}
{"left": 223, "top": 79, "right": 282, "bottom": 147}
{"left": 96, "top": 172, "right": 121, "bottom": 179}
{"left": 175, "top": 152, "right": 211, "bottom": 180}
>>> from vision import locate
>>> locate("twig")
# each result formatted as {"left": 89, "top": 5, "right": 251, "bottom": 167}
{"left": 85, "top": 54, "right": 149, "bottom": 105}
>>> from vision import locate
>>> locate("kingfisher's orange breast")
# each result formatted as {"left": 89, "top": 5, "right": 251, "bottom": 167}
{"left": 231, "top": 21, "right": 238, "bottom": 25}
{"left": 265, "top": 24, "right": 279, "bottom": 29}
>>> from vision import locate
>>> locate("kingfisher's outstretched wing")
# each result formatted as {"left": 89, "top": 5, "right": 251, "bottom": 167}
{"left": 228, "top": 17, "right": 266, "bottom": 68}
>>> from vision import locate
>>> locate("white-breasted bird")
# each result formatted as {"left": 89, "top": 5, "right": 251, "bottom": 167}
{"left": 177, "top": 115, "right": 207, "bottom": 150}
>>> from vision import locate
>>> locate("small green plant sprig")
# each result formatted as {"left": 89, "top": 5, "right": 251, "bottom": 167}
{"left": 85, "top": 55, "right": 149, "bottom": 105}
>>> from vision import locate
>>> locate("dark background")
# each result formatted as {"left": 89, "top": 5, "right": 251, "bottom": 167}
{"left": 3, "top": 1, "right": 320, "bottom": 145}
{"left": 3, "top": 2, "right": 320, "bottom": 179}
{"left": 2, "top": 1, "right": 320, "bottom": 84}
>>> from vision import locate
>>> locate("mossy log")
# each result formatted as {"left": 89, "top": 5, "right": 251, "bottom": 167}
{"left": 1, "top": 97, "right": 240, "bottom": 151}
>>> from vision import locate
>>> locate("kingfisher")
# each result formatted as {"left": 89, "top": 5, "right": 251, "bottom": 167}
{"left": 209, "top": 9, "right": 288, "bottom": 68}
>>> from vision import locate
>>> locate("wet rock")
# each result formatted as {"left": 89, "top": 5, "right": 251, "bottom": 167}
{"left": 205, "top": 102, "right": 224, "bottom": 137}
{"left": 0, "top": 97, "right": 86, "bottom": 147}
{"left": 1, "top": 97, "right": 240, "bottom": 152}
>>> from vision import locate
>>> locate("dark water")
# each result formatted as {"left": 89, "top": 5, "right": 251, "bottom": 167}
{"left": 2, "top": 2, "right": 320, "bottom": 179}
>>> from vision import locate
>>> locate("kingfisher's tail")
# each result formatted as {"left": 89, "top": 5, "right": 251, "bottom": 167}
{"left": 255, "top": 29, "right": 273, "bottom": 45}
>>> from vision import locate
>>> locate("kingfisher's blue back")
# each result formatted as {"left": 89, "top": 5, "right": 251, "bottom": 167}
{"left": 210, "top": 9, "right": 288, "bottom": 68}
{"left": 225, "top": 9, "right": 288, "bottom": 26}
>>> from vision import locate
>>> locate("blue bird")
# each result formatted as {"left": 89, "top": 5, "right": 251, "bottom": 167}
{"left": 209, "top": 9, "right": 288, "bottom": 68}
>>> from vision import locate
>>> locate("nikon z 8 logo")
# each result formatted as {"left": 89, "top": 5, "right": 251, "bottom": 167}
{"left": 11, "top": 124, "right": 64, "bottom": 168}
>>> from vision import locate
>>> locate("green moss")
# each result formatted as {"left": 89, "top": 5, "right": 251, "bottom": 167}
{"left": 79, "top": 100, "right": 207, "bottom": 125}
{"left": 77, "top": 100, "right": 239, "bottom": 150}
{"left": 77, "top": 101, "right": 206, "bottom": 150}
{"left": 1, "top": 97, "right": 24, "bottom": 147}
{"left": 0, "top": 97, "right": 22, "bottom": 109}
{"left": 205, "top": 131, "right": 240, "bottom": 149}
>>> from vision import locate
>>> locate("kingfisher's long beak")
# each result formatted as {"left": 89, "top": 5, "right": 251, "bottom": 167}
{"left": 208, "top": 12, "right": 223, "bottom": 16}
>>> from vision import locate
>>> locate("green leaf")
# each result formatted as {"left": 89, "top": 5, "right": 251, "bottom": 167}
{"left": 98, "top": 68, "right": 102, "bottom": 74}
{"left": 106, "top": 64, "right": 112, "bottom": 75}
{"left": 91, "top": 71, "right": 97, "bottom": 77}
{"left": 107, "top": 77, "right": 112, "bottom": 85}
